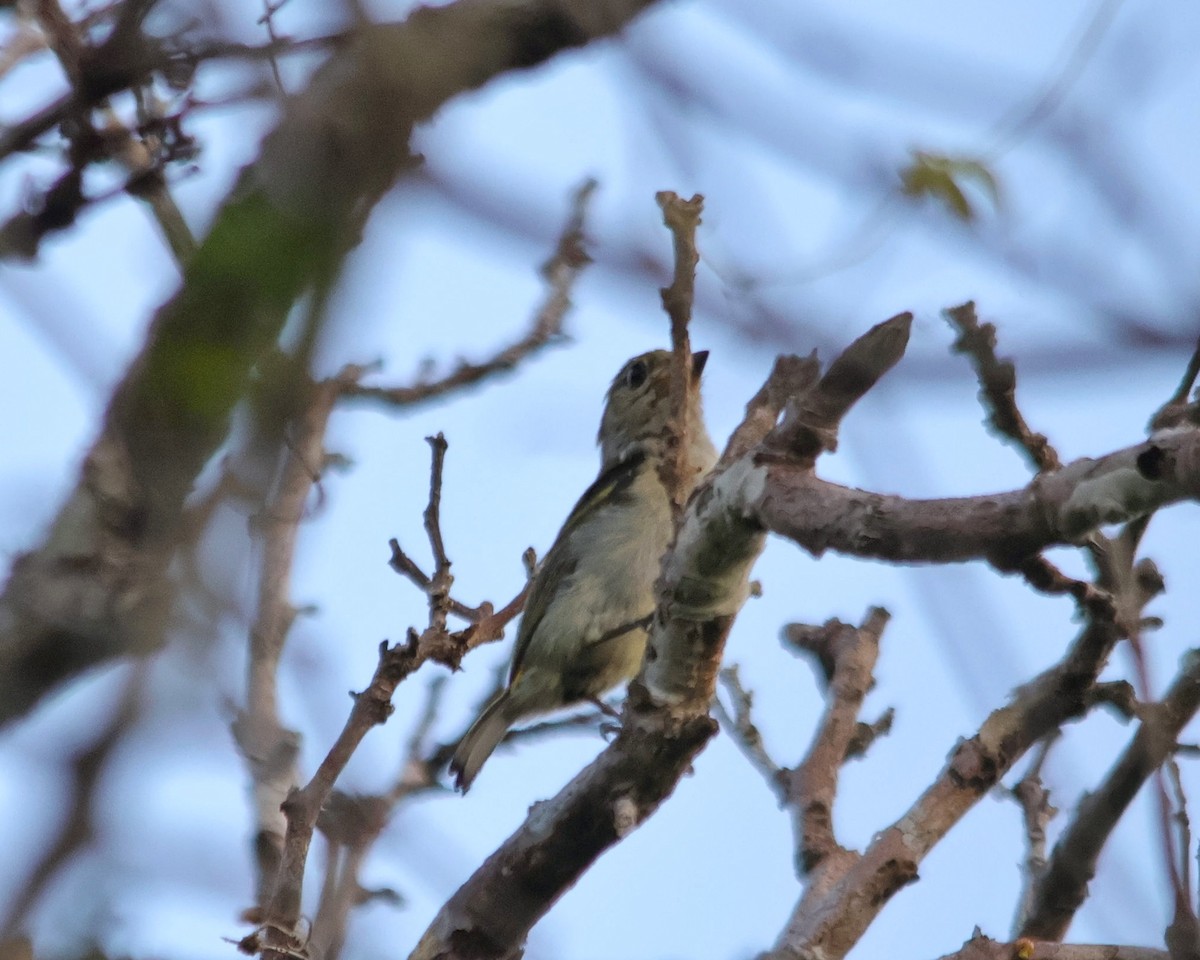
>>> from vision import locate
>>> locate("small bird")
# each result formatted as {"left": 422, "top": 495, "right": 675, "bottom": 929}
{"left": 449, "top": 349, "right": 717, "bottom": 791}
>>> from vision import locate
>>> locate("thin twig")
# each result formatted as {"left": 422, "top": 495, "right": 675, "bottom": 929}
{"left": 387, "top": 538, "right": 530, "bottom": 649}
{"left": 1081, "top": 514, "right": 1182, "bottom": 920}
{"left": 945, "top": 301, "right": 1062, "bottom": 473}
{"left": 1012, "top": 554, "right": 1116, "bottom": 621}
{"left": 843, "top": 708, "right": 894, "bottom": 761}
{"left": 1009, "top": 733, "right": 1060, "bottom": 934}
{"left": 0, "top": 664, "right": 144, "bottom": 938}
{"left": 655, "top": 190, "right": 703, "bottom": 512}
{"left": 716, "top": 664, "right": 785, "bottom": 802}
{"left": 256, "top": 634, "right": 436, "bottom": 959}
{"left": 344, "top": 178, "right": 597, "bottom": 409}
{"left": 100, "top": 105, "right": 198, "bottom": 264}
{"left": 1165, "top": 756, "right": 1194, "bottom": 909}
{"left": 259, "top": 0, "right": 287, "bottom": 93}
{"left": 422, "top": 433, "right": 453, "bottom": 636}
{"left": 305, "top": 675, "right": 445, "bottom": 959}
{"left": 0, "top": 27, "right": 353, "bottom": 166}
{"left": 1150, "top": 334, "right": 1200, "bottom": 431}
{"left": 721, "top": 352, "right": 820, "bottom": 464}
{"left": 1021, "top": 649, "right": 1200, "bottom": 940}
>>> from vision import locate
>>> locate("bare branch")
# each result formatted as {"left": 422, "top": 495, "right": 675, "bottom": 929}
{"left": 422, "top": 433, "right": 453, "bottom": 636}
{"left": 716, "top": 664, "right": 785, "bottom": 801}
{"left": 260, "top": 630, "right": 453, "bottom": 959}
{"left": 1009, "top": 734, "right": 1060, "bottom": 934}
{"left": 843, "top": 708, "right": 894, "bottom": 761}
{"left": 764, "top": 313, "right": 913, "bottom": 464}
{"left": 934, "top": 931, "right": 1168, "bottom": 960}
{"left": 1164, "top": 757, "right": 1200, "bottom": 960}
{"left": 1166, "top": 910, "right": 1200, "bottom": 960}
{"left": 764, "top": 603, "right": 1123, "bottom": 959}
{"left": 1021, "top": 648, "right": 1200, "bottom": 940}
{"left": 0, "top": 92, "right": 75, "bottom": 161}
{"left": 100, "top": 105, "right": 198, "bottom": 265}
{"left": 722, "top": 352, "right": 821, "bottom": 464}
{"left": 1015, "top": 554, "right": 1116, "bottom": 621}
{"left": 782, "top": 610, "right": 889, "bottom": 873}
{"left": 256, "top": 391, "right": 548, "bottom": 955}
{"left": 258, "top": 0, "right": 288, "bottom": 93}
{"left": 297, "top": 675, "right": 444, "bottom": 959}
{"left": 0, "top": 665, "right": 143, "bottom": 938}
{"left": 1086, "top": 681, "right": 1140, "bottom": 720}
{"left": 655, "top": 190, "right": 703, "bottom": 511}
{"left": 757, "top": 426, "right": 1200, "bottom": 567}
{"left": 309, "top": 792, "right": 392, "bottom": 960}
{"left": 0, "top": 0, "right": 197, "bottom": 260}
{"left": 1165, "top": 757, "right": 1194, "bottom": 910}
{"left": 945, "top": 301, "right": 1062, "bottom": 472}
{"left": 1082, "top": 513, "right": 1182, "bottom": 915}
{"left": 344, "top": 178, "right": 597, "bottom": 409}
{"left": 234, "top": 368, "right": 363, "bottom": 917}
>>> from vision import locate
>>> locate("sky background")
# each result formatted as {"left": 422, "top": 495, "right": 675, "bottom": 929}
{"left": 2, "top": 0, "right": 1200, "bottom": 957}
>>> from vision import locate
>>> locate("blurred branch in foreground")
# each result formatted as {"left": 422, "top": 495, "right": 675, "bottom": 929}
{"left": 0, "top": 0, "right": 657, "bottom": 728}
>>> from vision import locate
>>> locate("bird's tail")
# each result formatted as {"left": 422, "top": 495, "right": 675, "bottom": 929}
{"left": 449, "top": 691, "right": 512, "bottom": 792}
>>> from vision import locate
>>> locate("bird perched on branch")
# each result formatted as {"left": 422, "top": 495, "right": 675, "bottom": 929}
{"left": 450, "top": 349, "right": 717, "bottom": 791}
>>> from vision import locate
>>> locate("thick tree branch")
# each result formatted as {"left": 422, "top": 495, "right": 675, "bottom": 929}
{"left": 757, "top": 427, "right": 1200, "bottom": 567}
{"left": 935, "top": 932, "right": 1168, "bottom": 960}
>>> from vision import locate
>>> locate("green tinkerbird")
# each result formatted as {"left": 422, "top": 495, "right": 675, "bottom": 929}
{"left": 450, "top": 350, "right": 717, "bottom": 791}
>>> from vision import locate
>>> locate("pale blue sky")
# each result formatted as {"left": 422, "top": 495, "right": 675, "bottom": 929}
{"left": 1, "top": 0, "right": 1198, "bottom": 957}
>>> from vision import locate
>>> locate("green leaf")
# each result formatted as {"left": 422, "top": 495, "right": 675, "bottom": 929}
{"left": 899, "top": 150, "right": 1001, "bottom": 221}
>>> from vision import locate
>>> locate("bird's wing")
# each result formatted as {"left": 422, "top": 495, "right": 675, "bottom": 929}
{"left": 509, "top": 449, "right": 648, "bottom": 680}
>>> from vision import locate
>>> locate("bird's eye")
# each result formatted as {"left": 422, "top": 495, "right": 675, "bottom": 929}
{"left": 625, "top": 359, "right": 648, "bottom": 389}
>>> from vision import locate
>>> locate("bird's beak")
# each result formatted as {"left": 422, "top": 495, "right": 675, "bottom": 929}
{"left": 691, "top": 350, "right": 709, "bottom": 379}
